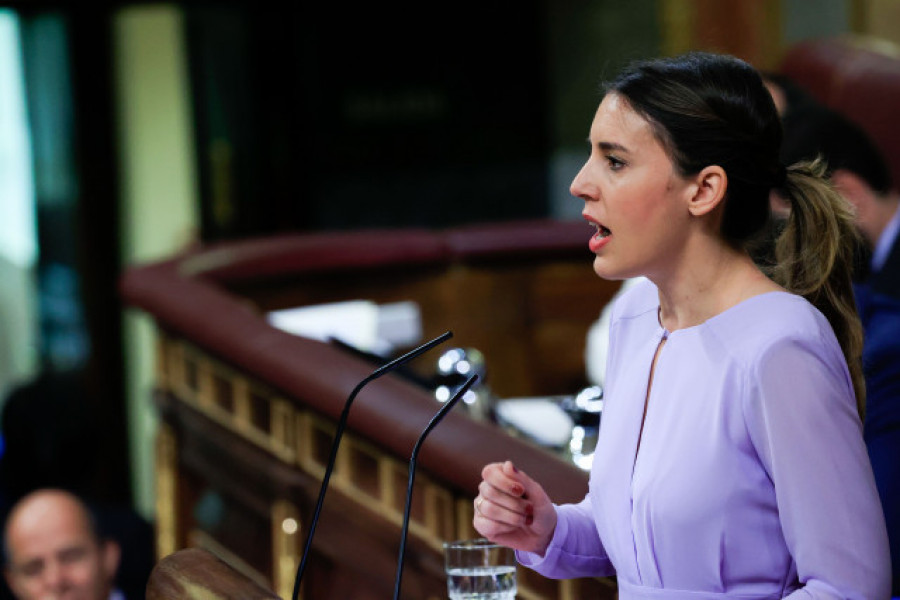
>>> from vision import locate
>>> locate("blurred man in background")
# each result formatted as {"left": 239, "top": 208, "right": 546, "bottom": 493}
{"left": 3, "top": 489, "right": 122, "bottom": 600}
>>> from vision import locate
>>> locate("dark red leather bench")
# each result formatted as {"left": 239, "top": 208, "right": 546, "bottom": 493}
{"left": 780, "top": 36, "right": 900, "bottom": 189}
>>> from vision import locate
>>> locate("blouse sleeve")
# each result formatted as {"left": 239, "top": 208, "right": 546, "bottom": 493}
{"left": 515, "top": 496, "right": 615, "bottom": 579}
{"left": 516, "top": 284, "right": 633, "bottom": 580}
{"left": 744, "top": 335, "right": 891, "bottom": 599}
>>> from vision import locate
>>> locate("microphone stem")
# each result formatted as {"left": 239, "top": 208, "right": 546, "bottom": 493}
{"left": 292, "top": 377, "right": 364, "bottom": 599}
{"left": 292, "top": 331, "right": 452, "bottom": 600}
{"left": 392, "top": 374, "right": 478, "bottom": 600}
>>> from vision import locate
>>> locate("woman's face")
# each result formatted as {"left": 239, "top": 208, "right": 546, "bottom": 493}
{"left": 572, "top": 93, "right": 696, "bottom": 282}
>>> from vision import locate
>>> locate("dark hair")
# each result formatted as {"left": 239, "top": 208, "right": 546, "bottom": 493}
{"left": 606, "top": 52, "right": 866, "bottom": 417}
{"left": 607, "top": 52, "right": 784, "bottom": 245}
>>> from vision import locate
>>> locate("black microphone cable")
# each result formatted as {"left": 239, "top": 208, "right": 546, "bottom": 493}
{"left": 292, "top": 330, "right": 453, "bottom": 600}
{"left": 392, "top": 373, "right": 478, "bottom": 600}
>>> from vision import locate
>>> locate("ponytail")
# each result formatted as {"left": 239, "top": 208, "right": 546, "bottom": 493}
{"left": 771, "top": 157, "right": 866, "bottom": 419}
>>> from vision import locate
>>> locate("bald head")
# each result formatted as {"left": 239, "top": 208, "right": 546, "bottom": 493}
{"left": 3, "top": 490, "right": 119, "bottom": 600}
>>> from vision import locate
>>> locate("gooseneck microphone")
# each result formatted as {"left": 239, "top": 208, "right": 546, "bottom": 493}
{"left": 292, "top": 330, "right": 453, "bottom": 600}
{"left": 392, "top": 373, "right": 479, "bottom": 600}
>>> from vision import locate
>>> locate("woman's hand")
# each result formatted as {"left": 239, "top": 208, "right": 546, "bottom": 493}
{"left": 473, "top": 461, "right": 557, "bottom": 556}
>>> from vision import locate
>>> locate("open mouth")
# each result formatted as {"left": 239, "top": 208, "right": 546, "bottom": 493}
{"left": 592, "top": 222, "right": 612, "bottom": 239}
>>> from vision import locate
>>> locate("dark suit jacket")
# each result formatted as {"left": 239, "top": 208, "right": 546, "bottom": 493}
{"left": 868, "top": 229, "right": 900, "bottom": 301}
{"left": 854, "top": 283, "right": 900, "bottom": 596}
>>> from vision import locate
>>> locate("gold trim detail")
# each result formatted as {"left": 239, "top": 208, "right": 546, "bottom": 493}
{"left": 271, "top": 500, "right": 302, "bottom": 600}
{"left": 155, "top": 422, "right": 178, "bottom": 561}
{"left": 156, "top": 335, "right": 612, "bottom": 598}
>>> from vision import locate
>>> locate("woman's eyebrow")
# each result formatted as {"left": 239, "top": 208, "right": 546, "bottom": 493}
{"left": 598, "top": 141, "right": 630, "bottom": 154}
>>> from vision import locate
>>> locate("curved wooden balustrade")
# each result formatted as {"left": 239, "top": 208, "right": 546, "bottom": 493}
{"left": 122, "top": 218, "right": 621, "bottom": 599}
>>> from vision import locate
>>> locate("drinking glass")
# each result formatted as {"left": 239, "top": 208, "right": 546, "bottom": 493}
{"left": 443, "top": 538, "right": 517, "bottom": 599}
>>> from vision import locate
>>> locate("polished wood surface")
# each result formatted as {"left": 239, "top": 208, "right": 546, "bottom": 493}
{"left": 146, "top": 548, "right": 280, "bottom": 600}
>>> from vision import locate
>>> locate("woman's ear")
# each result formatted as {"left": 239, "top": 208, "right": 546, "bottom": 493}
{"left": 687, "top": 165, "right": 727, "bottom": 217}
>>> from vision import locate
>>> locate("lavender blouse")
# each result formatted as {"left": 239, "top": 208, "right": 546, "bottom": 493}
{"left": 519, "top": 279, "right": 891, "bottom": 599}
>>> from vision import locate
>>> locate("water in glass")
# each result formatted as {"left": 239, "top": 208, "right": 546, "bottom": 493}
{"left": 446, "top": 564, "right": 516, "bottom": 599}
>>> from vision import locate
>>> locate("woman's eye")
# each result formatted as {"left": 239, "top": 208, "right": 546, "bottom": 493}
{"left": 606, "top": 155, "right": 625, "bottom": 170}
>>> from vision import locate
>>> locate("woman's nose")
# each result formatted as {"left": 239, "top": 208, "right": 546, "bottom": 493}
{"left": 570, "top": 163, "right": 593, "bottom": 201}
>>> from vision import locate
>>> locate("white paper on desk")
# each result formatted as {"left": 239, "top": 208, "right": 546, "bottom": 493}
{"left": 266, "top": 299, "right": 421, "bottom": 355}
{"left": 495, "top": 398, "right": 574, "bottom": 448}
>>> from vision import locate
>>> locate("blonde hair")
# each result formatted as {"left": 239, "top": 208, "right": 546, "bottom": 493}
{"left": 771, "top": 158, "right": 866, "bottom": 419}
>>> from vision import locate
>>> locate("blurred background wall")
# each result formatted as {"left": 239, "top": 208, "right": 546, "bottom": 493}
{"left": 0, "top": 0, "right": 896, "bottom": 519}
